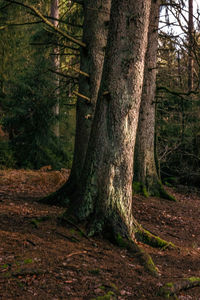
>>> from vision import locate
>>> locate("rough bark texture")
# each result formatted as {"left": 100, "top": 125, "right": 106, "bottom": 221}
{"left": 134, "top": 0, "right": 160, "bottom": 194}
{"left": 50, "top": 0, "right": 60, "bottom": 137}
{"left": 69, "top": 0, "right": 111, "bottom": 188}
{"left": 40, "top": 0, "right": 111, "bottom": 204}
{"left": 188, "top": 0, "right": 194, "bottom": 92}
{"left": 133, "top": 0, "right": 175, "bottom": 201}
{"left": 69, "top": 0, "right": 151, "bottom": 238}
{"left": 64, "top": 1, "right": 160, "bottom": 276}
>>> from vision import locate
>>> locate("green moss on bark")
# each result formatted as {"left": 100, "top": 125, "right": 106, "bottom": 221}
{"left": 157, "top": 181, "right": 176, "bottom": 201}
{"left": 114, "top": 233, "right": 158, "bottom": 277}
{"left": 133, "top": 182, "right": 149, "bottom": 197}
{"left": 136, "top": 228, "right": 176, "bottom": 249}
{"left": 158, "top": 277, "right": 200, "bottom": 299}
{"left": 133, "top": 180, "right": 176, "bottom": 201}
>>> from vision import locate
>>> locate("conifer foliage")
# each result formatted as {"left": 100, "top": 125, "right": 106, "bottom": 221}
{"left": 1, "top": 57, "right": 68, "bottom": 169}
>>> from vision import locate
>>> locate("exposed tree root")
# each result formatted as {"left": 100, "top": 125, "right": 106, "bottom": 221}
{"left": 135, "top": 227, "right": 176, "bottom": 250}
{"left": 60, "top": 214, "right": 91, "bottom": 241}
{"left": 38, "top": 181, "right": 73, "bottom": 206}
{"left": 59, "top": 208, "right": 177, "bottom": 277}
{"left": 158, "top": 277, "right": 200, "bottom": 298}
{"left": 113, "top": 234, "right": 159, "bottom": 277}
{"left": 158, "top": 182, "right": 176, "bottom": 202}
{"left": 60, "top": 212, "right": 159, "bottom": 277}
{"left": 133, "top": 181, "right": 176, "bottom": 201}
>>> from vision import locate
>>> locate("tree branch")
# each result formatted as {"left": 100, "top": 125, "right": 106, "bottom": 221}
{"left": 4, "top": 0, "right": 86, "bottom": 48}
{"left": 73, "top": 91, "right": 90, "bottom": 102}
{"left": 157, "top": 86, "right": 199, "bottom": 97}
{"left": 3, "top": 21, "right": 42, "bottom": 26}
{"left": 48, "top": 68, "right": 78, "bottom": 80}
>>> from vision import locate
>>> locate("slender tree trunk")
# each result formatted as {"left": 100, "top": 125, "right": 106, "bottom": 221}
{"left": 68, "top": 0, "right": 151, "bottom": 237}
{"left": 50, "top": 0, "right": 60, "bottom": 137}
{"left": 133, "top": 0, "right": 175, "bottom": 200}
{"left": 188, "top": 0, "right": 194, "bottom": 92}
{"left": 134, "top": 0, "right": 160, "bottom": 195}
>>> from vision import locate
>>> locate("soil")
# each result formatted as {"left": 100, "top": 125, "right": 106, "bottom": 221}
{"left": 0, "top": 169, "right": 200, "bottom": 300}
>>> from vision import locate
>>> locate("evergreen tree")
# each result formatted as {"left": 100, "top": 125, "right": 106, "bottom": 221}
{"left": 1, "top": 56, "right": 68, "bottom": 169}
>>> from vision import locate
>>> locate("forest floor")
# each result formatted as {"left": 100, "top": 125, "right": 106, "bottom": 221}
{"left": 0, "top": 169, "right": 200, "bottom": 300}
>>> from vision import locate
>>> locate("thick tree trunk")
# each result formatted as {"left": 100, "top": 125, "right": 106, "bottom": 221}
{"left": 133, "top": 0, "right": 175, "bottom": 201}
{"left": 68, "top": 0, "right": 111, "bottom": 190}
{"left": 63, "top": 0, "right": 162, "bottom": 276}
{"left": 39, "top": 0, "right": 111, "bottom": 205}
{"left": 50, "top": 0, "right": 60, "bottom": 137}
{"left": 68, "top": 0, "right": 151, "bottom": 237}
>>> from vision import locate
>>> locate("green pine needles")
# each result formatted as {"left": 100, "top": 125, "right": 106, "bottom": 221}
{"left": 1, "top": 57, "right": 68, "bottom": 169}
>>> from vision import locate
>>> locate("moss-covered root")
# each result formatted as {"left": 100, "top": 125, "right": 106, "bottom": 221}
{"left": 133, "top": 181, "right": 176, "bottom": 201}
{"left": 115, "top": 234, "right": 159, "bottom": 277}
{"left": 158, "top": 277, "right": 200, "bottom": 298}
{"left": 135, "top": 227, "right": 176, "bottom": 250}
{"left": 158, "top": 182, "right": 176, "bottom": 202}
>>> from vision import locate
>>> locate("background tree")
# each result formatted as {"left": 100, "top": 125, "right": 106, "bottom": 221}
{"left": 0, "top": 0, "right": 80, "bottom": 169}
{"left": 133, "top": 0, "right": 175, "bottom": 200}
{"left": 188, "top": 0, "right": 194, "bottom": 91}
{"left": 156, "top": 0, "right": 200, "bottom": 186}
{"left": 50, "top": 0, "right": 60, "bottom": 137}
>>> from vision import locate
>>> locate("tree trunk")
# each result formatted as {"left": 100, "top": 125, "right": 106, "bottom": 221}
{"left": 40, "top": 0, "right": 111, "bottom": 204}
{"left": 50, "top": 0, "right": 60, "bottom": 137}
{"left": 68, "top": 0, "right": 111, "bottom": 190}
{"left": 188, "top": 0, "right": 194, "bottom": 92}
{"left": 68, "top": 0, "right": 151, "bottom": 237}
{"left": 134, "top": 0, "right": 160, "bottom": 195}
{"left": 133, "top": 0, "right": 175, "bottom": 201}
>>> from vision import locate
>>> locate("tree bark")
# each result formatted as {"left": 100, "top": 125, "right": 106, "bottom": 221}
{"left": 69, "top": 0, "right": 111, "bottom": 189}
{"left": 188, "top": 0, "right": 194, "bottom": 92}
{"left": 69, "top": 0, "right": 151, "bottom": 237}
{"left": 40, "top": 0, "right": 111, "bottom": 204}
{"left": 134, "top": 0, "right": 160, "bottom": 195}
{"left": 50, "top": 0, "right": 60, "bottom": 137}
{"left": 133, "top": 0, "right": 175, "bottom": 201}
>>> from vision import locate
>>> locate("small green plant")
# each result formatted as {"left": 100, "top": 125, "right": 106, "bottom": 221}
{"left": 92, "top": 291, "right": 116, "bottom": 300}
{"left": 23, "top": 258, "right": 33, "bottom": 264}
{"left": 30, "top": 219, "right": 40, "bottom": 229}
{"left": 1, "top": 264, "right": 9, "bottom": 269}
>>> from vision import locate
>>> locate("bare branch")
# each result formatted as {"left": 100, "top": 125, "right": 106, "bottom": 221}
{"left": 4, "top": 0, "right": 86, "bottom": 48}
{"left": 73, "top": 91, "right": 90, "bottom": 102}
